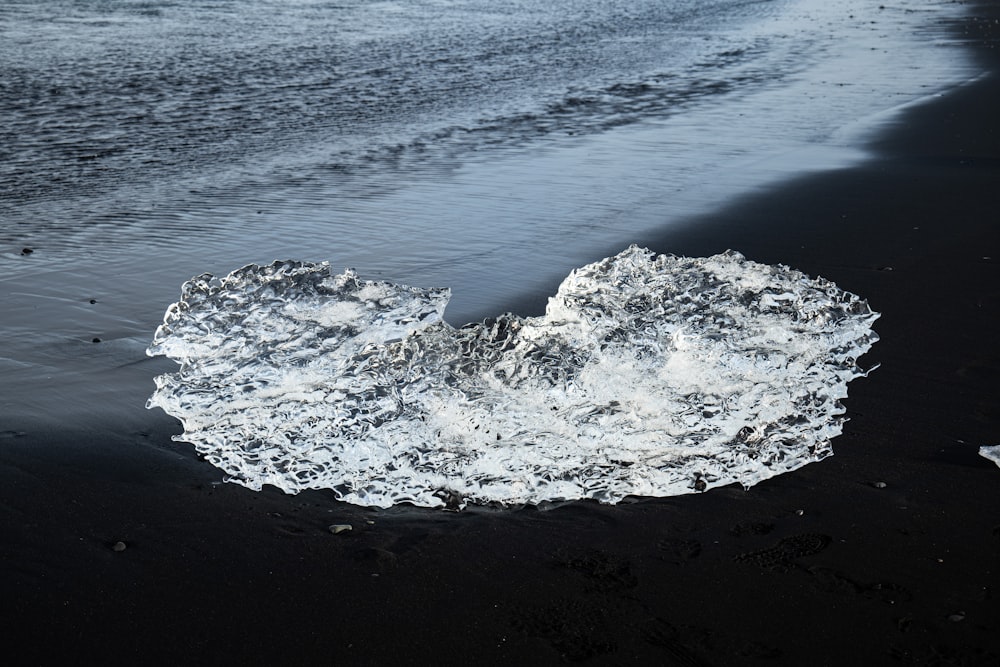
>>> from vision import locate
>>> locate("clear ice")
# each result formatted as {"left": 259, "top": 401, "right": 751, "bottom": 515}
{"left": 146, "top": 246, "right": 879, "bottom": 508}
{"left": 980, "top": 446, "right": 1000, "bottom": 469}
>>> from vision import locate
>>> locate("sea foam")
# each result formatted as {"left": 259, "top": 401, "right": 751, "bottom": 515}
{"left": 147, "top": 246, "right": 879, "bottom": 508}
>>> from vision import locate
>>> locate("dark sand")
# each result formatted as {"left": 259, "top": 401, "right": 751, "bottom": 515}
{"left": 4, "top": 3, "right": 1000, "bottom": 665}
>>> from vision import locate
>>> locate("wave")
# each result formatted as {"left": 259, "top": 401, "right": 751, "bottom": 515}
{"left": 146, "top": 246, "right": 879, "bottom": 509}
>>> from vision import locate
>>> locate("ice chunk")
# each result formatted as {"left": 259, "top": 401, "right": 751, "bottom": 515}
{"left": 146, "top": 246, "right": 879, "bottom": 509}
{"left": 980, "top": 446, "right": 1000, "bottom": 469}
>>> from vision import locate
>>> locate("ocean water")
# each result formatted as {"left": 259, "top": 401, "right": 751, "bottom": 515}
{"left": 0, "top": 0, "right": 975, "bottom": 472}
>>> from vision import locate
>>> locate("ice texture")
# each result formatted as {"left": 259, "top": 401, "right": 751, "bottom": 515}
{"left": 146, "top": 246, "right": 879, "bottom": 508}
{"left": 980, "top": 446, "right": 1000, "bottom": 469}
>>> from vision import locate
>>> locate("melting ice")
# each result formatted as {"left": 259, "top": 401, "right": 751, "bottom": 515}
{"left": 147, "top": 246, "right": 879, "bottom": 508}
{"left": 980, "top": 446, "right": 1000, "bottom": 469}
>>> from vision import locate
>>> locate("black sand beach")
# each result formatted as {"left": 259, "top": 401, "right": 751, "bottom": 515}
{"left": 4, "top": 2, "right": 1000, "bottom": 665}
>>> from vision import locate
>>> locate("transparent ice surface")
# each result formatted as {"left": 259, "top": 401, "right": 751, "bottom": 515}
{"left": 980, "top": 446, "right": 1000, "bottom": 469}
{"left": 147, "top": 246, "right": 879, "bottom": 508}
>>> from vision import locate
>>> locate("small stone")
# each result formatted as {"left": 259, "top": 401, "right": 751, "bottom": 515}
{"left": 112, "top": 541, "right": 127, "bottom": 552}
{"left": 694, "top": 478, "right": 707, "bottom": 492}
{"left": 328, "top": 524, "right": 352, "bottom": 535}
{"left": 872, "top": 481, "right": 887, "bottom": 489}
{"left": 434, "top": 488, "right": 465, "bottom": 511}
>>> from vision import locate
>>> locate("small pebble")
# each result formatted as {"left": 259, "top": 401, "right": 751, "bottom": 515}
{"left": 872, "top": 481, "right": 887, "bottom": 489}
{"left": 329, "top": 524, "right": 352, "bottom": 535}
{"left": 112, "top": 541, "right": 127, "bottom": 552}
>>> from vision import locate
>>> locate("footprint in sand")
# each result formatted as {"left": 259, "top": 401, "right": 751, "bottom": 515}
{"left": 806, "top": 566, "right": 912, "bottom": 604}
{"left": 656, "top": 538, "right": 702, "bottom": 565}
{"left": 552, "top": 548, "right": 638, "bottom": 591}
{"left": 733, "top": 533, "right": 831, "bottom": 571}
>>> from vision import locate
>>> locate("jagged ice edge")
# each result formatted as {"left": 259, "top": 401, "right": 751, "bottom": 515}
{"left": 146, "top": 245, "right": 880, "bottom": 509}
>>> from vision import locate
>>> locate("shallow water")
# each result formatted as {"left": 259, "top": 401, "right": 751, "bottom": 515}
{"left": 0, "top": 0, "right": 977, "bottom": 432}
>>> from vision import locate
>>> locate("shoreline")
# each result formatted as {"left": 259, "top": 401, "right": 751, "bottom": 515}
{"left": 3, "top": 2, "right": 1000, "bottom": 664}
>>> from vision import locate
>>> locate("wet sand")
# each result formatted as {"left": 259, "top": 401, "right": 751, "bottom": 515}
{"left": 3, "top": 2, "right": 1000, "bottom": 664}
